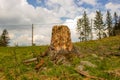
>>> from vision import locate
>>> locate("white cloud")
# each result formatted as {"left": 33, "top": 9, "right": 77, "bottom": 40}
{"left": 105, "top": 2, "right": 120, "bottom": 15}
{"left": 45, "top": 0, "right": 82, "bottom": 18}
{"left": 80, "top": 0, "right": 97, "bottom": 6}
{"left": 63, "top": 16, "right": 83, "bottom": 42}
{"left": 36, "top": 0, "right": 42, "bottom": 4}
{"left": 33, "top": 26, "right": 52, "bottom": 45}
{"left": 0, "top": 0, "right": 62, "bottom": 46}
{"left": 88, "top": 12, "right": 96, "bottom": 20}
{"left": 9, "top": 33, "right": 15, "bottom": 39}
{"left": 10, "top": 34, "right": 31, "bottom": 46}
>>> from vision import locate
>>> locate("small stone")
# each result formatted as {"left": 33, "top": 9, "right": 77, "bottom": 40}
{"left": 91, "top": 54, "right": 98, "bottom": 58}
{"left": 99, "top": 57, "right": 104, "bottom": 60}
{"left": 80, "top": 61, "right": 97, "bottom": 68}
{"left": 62, "top": 59, "right": 71, "bottom": 66}
{"left": 76, "top": 65, "right": 84, "bottom": 71}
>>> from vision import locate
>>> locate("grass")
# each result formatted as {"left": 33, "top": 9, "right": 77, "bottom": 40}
{"left": 0, "top": 35, "right": 120, "bottom": 80}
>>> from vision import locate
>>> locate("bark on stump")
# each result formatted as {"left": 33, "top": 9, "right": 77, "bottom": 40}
{"left": 50, "top": 25, "right": 73, "bottom": 53}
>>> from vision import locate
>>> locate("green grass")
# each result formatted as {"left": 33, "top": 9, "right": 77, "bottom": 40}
{"left": 0, "top": 35, "right": 120, "bottom": 80}
{"left": 0, "top": 46, "right": 48, "bottom": 80}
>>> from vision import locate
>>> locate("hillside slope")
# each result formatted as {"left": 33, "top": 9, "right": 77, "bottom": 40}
{"left": 0, "top": 35, "right": 120, "bottom": 80}
{"left": 75, "top": 35, "right": 120, "bottom": 55}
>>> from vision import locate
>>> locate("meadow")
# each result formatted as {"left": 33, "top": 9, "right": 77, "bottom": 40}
{"left": 0, "top": 35, "right": 120, "bottom": 80}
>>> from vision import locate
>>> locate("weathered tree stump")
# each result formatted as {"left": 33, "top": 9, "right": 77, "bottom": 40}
{"left": 35, "top": 25, "right": 80, "bottom": 70}
{"left": 50, "top": 25, "right": 73, "bottom": 52}
{"left": 47, "top": 25, "right": 80, "bottom": 63}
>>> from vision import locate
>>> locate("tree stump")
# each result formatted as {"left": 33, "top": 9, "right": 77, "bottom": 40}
{"left": 35, "top": 25, "right": 80, "bottom": 70}
{"left": 50, "top": 25, "right": 73, "bottom": 53}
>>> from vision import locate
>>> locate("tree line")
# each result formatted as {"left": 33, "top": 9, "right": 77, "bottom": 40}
{"left": 0, "top": 10, "right": 120, "bottom": 46}
{"left": 77, "top": 11, "right": 120, "bottom": 41}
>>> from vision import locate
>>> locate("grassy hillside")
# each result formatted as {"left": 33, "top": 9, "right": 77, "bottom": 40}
{"left": 0, "top": 35, "right": 120, "bottom": 80}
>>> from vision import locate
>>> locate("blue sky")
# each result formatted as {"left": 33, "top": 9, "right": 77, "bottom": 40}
{"left": 0, "top": 0, "right": 120, "bottom": 46}
{"left": 27, "top": 0, "right": 47, "bottom": 8}
{"left": 27, "top": 0, "right": 110, "bottom": 9}
{"left": 26, "top": 0, "right": 120, "bottom": 21}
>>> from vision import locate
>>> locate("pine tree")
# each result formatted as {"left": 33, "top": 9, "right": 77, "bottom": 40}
{"left": 77, "top": 11, "right": 90, "bottom": 41}
{"left": 77, "top": 18, "right": 84, "bottom": 41}
{"left": 0, "top": 36, "right": 2, "bottom": 46}
{"left": 0, "top": 29, "right": 10, "bottom": 47}
{"left": 118, "top": 17, "right": 120, "bottom": 30}
{"left": 114, "top": 12, "right": 118, "bottom": 30}
{"left": 94, "top": 11, "right": 103, "bottom": 39}
{"left": 113, "top": 12, "right": 119, "bottom": 36}
{"left": 117, "top": 16, "right": 120, "bottom": 35}
{"left": 82, "top": 11, "right": 91, "bottom": 41}
{"left": 106, "top": 10, "right": 112, "bottom": 36}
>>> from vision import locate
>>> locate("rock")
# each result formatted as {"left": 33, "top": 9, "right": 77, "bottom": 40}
{"left": 80, "top": 61, "right": 97, "bottom": 68}
{"left": 75, "top": 65, "right": 85, "bottom": 71}
{"left": 91, "top": 54, "right": 98, "bottom": 58}
{"left": 99, "top": 57, "right": 104, "bottom": 60}
{"left": 62, "top": 59, "right": 71, "bottom": 66}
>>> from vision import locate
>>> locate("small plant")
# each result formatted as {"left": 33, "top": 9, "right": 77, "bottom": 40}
{"left": 21, "top": 75, "right": 28, "bottom": 80}
{"left": 4, "top": 68, "right": 15, "bottom": 80}
{"left": 71, "top": 57, "right": 80, "bottom": 66}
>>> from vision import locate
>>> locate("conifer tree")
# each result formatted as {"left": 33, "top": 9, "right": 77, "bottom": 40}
{"left": 113, "top": 12, "right": 119, "bottom": 36}
{"left": 114, "top": 12, "right": 118, "bottom": 30}
{"left": 0, "top": 29, "right": 10, "bottom": 47}
{"left": 77, "top": 11, "right": 90, "bottom": 41}
{"left": 94, "top": 11, "right": 103, "bottom": 39}
{"left": 77, "top": 18, "right": 83, "bottom": 41}
{"left": 118, "top": 17, "right": 120, "bottom": 30}
{"left": 106, "top": 10, "right": 112, "bottom": 36}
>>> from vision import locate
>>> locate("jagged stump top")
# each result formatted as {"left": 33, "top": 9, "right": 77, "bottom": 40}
{"left": 50, "top": 25, "right": 73, "bottom": 52}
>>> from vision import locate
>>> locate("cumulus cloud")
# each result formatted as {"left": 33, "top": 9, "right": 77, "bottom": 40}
{"left": 63, "top": 16, "right": 83, "bottom": 42}
{"left": 45, "top": 0, "right": 79, "bottom": 18}
{"left": 105, "top": 2, "right": 120, "bottom": 14}
{"left": 81, "top": 0, "right": 97, "bottom": 6}
{"left": 0, "top": 0, "right": 62, "bottom": 46}
{"left": 0, "top": 0, "right": 62, "bottom": 25}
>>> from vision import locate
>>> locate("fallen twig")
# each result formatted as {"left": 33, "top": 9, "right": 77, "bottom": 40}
{"left": 23, "top": 58, "right": 37, "bottom": 63}
{"left": 35, "top": 59, "right": 44, "bottom": 71}
{"left": 104, "top": 69, "right": 120, "bottom": 77}
{"left": 75, "top": 69, "right": 105, "bottom": 80}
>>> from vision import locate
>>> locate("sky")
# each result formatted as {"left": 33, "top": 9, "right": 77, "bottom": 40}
{"left": 0, "top": 0, "right": 120, "bottom": 46}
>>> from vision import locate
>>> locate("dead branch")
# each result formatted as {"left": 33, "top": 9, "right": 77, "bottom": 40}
{"left": 23, "top": 58, "right": 37, "bottom": 63}
{"left": 109, "top": 52, "right": 120, "bottom": 56}
{"left": 22, "top": 50, "right": 48, "bottom": 64}
{"left": 104, "top": 69, "right": 120, "bottom": 77}
{"left": 35, "top": 59, "right": 44, "bottom": 71}
{"left": 75, "top": 69, "right": 105, "bottom": 80}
